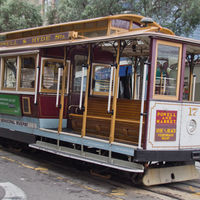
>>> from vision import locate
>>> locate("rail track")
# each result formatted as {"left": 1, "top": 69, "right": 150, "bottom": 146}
{"left": 0, "top": 138, "right": 200, "bottom": 200}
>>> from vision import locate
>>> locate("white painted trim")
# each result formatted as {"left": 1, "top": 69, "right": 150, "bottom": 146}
{"left": 60, "top": 131, "right": 82, "bottom": 138}
{"left": 0, "top": 90, "right": 35, "bottom": 95}
{"left": 83, "top": 136, "right": 109, "bottom": 143}
{"left": 0, "top": 50, "right": 39, "bottom": 57}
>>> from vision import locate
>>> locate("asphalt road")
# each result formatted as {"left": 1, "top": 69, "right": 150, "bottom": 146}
{"left": 0, "top": 145, "right": 200, "bottom": 200}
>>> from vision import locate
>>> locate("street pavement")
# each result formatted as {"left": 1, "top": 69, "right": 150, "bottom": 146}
{"left": 0, "top": 146, "right": 200, "bottom": 200}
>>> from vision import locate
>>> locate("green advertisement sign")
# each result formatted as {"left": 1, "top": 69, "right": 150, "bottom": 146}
{"left": 0, "top": 94, "right": 21, "bottom": 116}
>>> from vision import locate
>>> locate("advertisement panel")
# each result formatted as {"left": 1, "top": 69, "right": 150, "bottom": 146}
{"left": 0, "top": 94, "right": 21, "bottom": 116}
{"left": 155, "top": 110, "right": 177, "bottom": 141}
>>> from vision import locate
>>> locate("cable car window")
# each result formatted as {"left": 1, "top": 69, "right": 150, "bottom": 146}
{"left": 183, "top": 54, "right": 200, "bottom": 101}
{"left": 153, "top": 41, "right": 182, "bottom": 100}
{"left": 73, "top": 55, "right": 87, "bottom": 92}
{"left": 2, "top": 57, "right": 17, "bottom": 89}
{"left": 41, "top": 58, "right": 63, "bottom": 92}
{"left": 91, "top": 64, "right": 113, "bottom": 95}
{"left": 19, "top": 55, "right": 36, "bottom": 90}
{"left": 111, "top": 19, "right": 130, "bottom": 30}
{"left": 118, "top": 65, "right": 132, "bottom": 99}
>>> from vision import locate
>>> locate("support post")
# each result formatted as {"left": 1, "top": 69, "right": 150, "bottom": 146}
{"left": 58, "top": 46, "right": 67, "bottom": 133}
{"left": 81, "top": 44, "right": 91, "bottom": 137}
{"left": 109, "top": 41, "right": 121, "bottom": 143}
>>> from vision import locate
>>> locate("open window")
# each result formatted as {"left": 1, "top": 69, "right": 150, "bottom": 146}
{"left": 2, "top": 57, "right": 17, "bottom": 90}
{"left": 183, "top": 53, "right": 200, "bottom": 101}
{"left": 73, "top": 55, "right": 87, "bottom": 92}
{"left": 153, "top": 40, "right": 182, "bottom": 100}
{"left": 19, "top": 55, "right": 36, "bottom": 91}
{"left": 40, "top": 58, "right": 64, "bottom": 93}
{"left": 91, "top": 63, "right": 113, "bottom": 96}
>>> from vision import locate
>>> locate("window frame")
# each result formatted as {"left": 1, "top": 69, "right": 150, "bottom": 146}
{"left": 1, "top": 56, "right": 18, "bottom": 91}
{"left": 18, "top": 54, "right": 37, "bottom": 92}
{"left": 153, "top": 40, "right": 182, "bottom": 101}
{"left": 39, "top": 57, "right": 71, "bottom": 94}
{"left": 40, "top": 57, "right": 64, "bottom": 93}
{"left": 90, "top": 63, "right": 113, "bottom": 96}
{"left": 72, "top": 54, "right": 88, "bottom": 93}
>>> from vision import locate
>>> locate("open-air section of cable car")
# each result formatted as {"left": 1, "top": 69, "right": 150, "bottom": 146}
{"left": 1, "top": 14, "right": 200, "bottom": 185}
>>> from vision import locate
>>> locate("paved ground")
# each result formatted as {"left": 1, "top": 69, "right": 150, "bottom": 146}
{"left": 0, "top": 145, "right": 200, "bottom": 200}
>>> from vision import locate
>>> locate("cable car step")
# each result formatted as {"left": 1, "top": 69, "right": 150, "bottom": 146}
{"left": 29, "top": 141, "right": 144, "bottom": 173}
{"left": 142, "top": 164, "right": 200, "bottom": 186}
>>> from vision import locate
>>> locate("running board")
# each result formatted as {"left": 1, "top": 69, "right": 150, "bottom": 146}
{"left": 142, "top": 164, "right": 200, "bottom": 186}
{"left": 29, "top": 141, "right": 144, "bottom": 173}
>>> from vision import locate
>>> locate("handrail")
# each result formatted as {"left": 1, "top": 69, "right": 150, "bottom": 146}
{"left": 66, "top": 62, "right": 70, "bottom": 94}
{"left": 34, "top": 54, "right": 40, "bottom": 104}
{"left": 192, "top": 74, "right": 196, "bottom": 102}
{"left": 56, "top": 66, "right": 62, "bottom": 107}
{"left": 79, "top": 65, "right": 85, "bottom": 110}
{"left": 107, "top": 66, "right": 114, "bottom": 113}
{"left": 138, "top": 63, "right": 148, "bottom": 149}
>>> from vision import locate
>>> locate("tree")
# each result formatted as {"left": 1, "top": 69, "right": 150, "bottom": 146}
{"left": 127, "top": 0, "right": 200, "bottom": 36}
{"left": 46, "top": 0, "right": 124, "bottom": 24}
{"left": 0, "top": 0, "right": 43, "bottom": 32}
{"left": 46, "top": 0, "right": 200, "bottom": 36}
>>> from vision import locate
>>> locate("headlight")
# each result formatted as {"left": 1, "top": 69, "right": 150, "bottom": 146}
{"left": 187, "top": 119, "right": 197, "bottom": 135}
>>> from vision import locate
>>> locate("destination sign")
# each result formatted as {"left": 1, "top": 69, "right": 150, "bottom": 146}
{"left": 155, "top": 110, "right": 177, "bottom": 141}
{"left": 0, "top": 31, "right": 73, "bottom": 47}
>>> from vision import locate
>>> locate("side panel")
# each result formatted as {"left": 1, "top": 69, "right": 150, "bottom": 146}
{"left": 146, "top": 100, "right": 181, "bottom": 150}
{"left": 180, "top": 103, "right": 200, "bottom": 149}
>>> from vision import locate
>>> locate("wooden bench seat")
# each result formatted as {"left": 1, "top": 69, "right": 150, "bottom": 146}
{"left": 69, "top": 97, "right": 145, "bottom": 144}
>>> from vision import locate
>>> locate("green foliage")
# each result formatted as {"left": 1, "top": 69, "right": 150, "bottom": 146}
{"left": 127, "top": 0, "right": 200, "bottom": 36}
{"left": 46, "top": 0, "right": 124, "bottom": 24}
{"left": 0, "top": 0, "right": 42, "bottom": 32}
{"left": 46, "top": 0, "right": 200, "bottom": 36}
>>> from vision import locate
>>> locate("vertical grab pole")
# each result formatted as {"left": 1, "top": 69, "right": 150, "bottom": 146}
{"left": 56, "top": 66, "right": 62, "bottom": 107}
{"left": 66, "top": 63, "right": 70, "bottom": 94}
{"left": 58, "top": 46, "right": 67, "bottom": 133}
{"left": 163, "top": 77, "right": 166, "bottom": 95}
{"left": 81, "top": 44, "right": 91, "bottom": 137}
{"left": 79, "top": 66, "right": 85, "bottom": 110}
{"left": 138, "top": 63, "right": 148, "bottom": 149}
{"left": 109, "top": 41, "right": 121, "bottom": 143}
{"left": 192, "top": 74, "right": 196, "bottom": 101}
{"left": 108, "top": 66, "right": 114, "bottom": 113}
{"left": 34, "top": 54, "right": 40, "bottom": 104}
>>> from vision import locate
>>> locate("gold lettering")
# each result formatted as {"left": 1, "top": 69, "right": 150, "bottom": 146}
{"left": 189, "top": 107, "right": 198, "bottom": 116}
{"left": 32, "top": 37, "right": 37, "bottom": 43}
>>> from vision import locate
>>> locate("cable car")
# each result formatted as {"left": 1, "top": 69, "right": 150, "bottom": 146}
{"left": 0, "top": 14, "right": 200, "bottom": 185}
